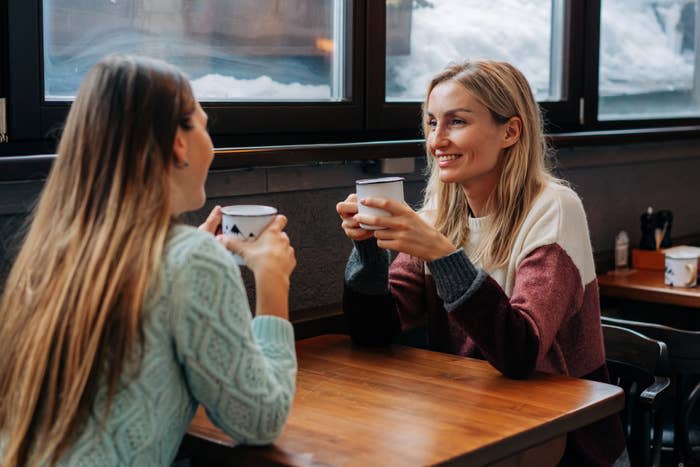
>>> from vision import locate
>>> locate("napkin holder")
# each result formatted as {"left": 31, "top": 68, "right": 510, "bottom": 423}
{"left": 632, "top": 245, "right": 700, "bottom": 271}
{"left": 631, "top": 248, "right": 665, "bottom": 270}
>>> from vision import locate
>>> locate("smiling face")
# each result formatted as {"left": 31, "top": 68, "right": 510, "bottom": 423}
{"left": 425, "top": 80, "right": 511, "bottom": 194}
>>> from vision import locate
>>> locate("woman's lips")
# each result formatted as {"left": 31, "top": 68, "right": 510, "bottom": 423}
{"left": 436, "top": 154, "right": 461, "bottom": 167}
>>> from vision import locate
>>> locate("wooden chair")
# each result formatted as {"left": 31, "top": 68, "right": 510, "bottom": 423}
{"left": 602, "top": 316, "right": 700, "bottom": 466}
{"left": 602, "top": 323, "right": 672, "bottom": 467}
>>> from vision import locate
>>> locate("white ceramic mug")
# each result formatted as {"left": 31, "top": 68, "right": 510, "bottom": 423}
{"left": 221, "top": 205, "right": 278, "bottom": 266}
{"left": 355, "top": 177, "right": 405, "bottom": 230}
{"left": 664, "top": 253, "right": 698, "bottom": 287}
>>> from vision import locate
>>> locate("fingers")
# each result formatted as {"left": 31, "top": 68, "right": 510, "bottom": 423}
{"left": 354, "top": 213, "right": 387, "bottom": 230}
{"left": 198, "top": 205, "right": 222, "bottom": 234}
{"left": 336, "top": 201, "right": 359, "bottom": 218}
{"left": 261, "top": 215, "right": 288, "bottom": 235}
{"left": 216, "top": 233, "right": 244, "bottom": 255}
{"left": 353, "top": 212, "right": 405, "bottom": 231}
{"left": 336, "top": 193, "right": 360, "bottom": 216}
{"left": 358, "top": 197, "right": 407, "bottom": 215}
{"left": 343, "top": 226, "right": 373, "bottom": 242}
{"left": 274, "top": 214, "right": 288, "bottom": 230}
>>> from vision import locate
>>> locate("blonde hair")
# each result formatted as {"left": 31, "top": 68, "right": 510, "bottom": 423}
{"left": 420, "top": 60, "right": 561, "bottom": 270}
{"left": 0, "top": 55, "right": 195, "bottom": 466}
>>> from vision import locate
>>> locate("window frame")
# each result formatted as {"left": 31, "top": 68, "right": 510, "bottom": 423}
{"left": 6, "top": 0, "right": 367, "bottom": 148}
{"left": 583, "top": 0, "right": 700, "bottom": 131}
{"left": 2, "top": 0, "right": 700, "bottom": 158}
{"left": 366, "top": 0, "right": 586, "bottom": 133}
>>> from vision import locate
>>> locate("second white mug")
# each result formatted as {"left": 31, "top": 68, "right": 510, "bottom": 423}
{"left": 355, "top": 177, "right": 405, "bottom": 230}
{"left": 664, "top": 253, "right": 698, "bottom": 287}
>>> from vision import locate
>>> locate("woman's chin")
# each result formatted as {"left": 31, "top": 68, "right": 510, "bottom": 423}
{"left": 438, "top": 171, "right": 459, "bottom": 185}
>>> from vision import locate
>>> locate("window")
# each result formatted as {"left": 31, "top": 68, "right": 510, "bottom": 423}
{"left": 385, "top": 0, "right": 563, "bottom": 103}
{"left": 598, "top": 0, "right": 700, "bottom": 121}
{"left": 366, "top": 0, "right": 579, "bottom": 131}
{"left": 5, "top": 0, "right": 361, "bottom": 147}
{"left": 43, "top": 0, "right": 349, "bottom": 102}
{"left": 2, "top": 0, "right": 700, "bottom": 157}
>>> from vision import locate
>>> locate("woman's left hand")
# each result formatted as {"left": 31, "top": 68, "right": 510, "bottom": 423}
{"left": 198, "top": 205, "right": 222, "bottom": 235}
{"left": 355, "top": 197, "right": 457, "bottom": 262}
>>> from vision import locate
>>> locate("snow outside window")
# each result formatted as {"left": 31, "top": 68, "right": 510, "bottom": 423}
{"left": 42, "top": 0, "right": 348, "bottom": 102}
{"left": 385, "top": 0, "right": 564, "bottom": 103}
{"left": 599, "top": 0, "right": 700, "bottom": 120}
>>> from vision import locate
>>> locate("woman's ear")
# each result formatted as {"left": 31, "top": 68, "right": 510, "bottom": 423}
{"left": 172, "top": 128, "right": 188, "bottom": 165}
{"left": 501, "top": 116, "right": 522, "bottom": 149}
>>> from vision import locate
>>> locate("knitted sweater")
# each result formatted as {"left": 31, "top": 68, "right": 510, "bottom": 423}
{"left": 55, "top": 224, "right": 297, "bottom": 466}
{"left": 344, "top": 182, "right": 627, "bottom": 467}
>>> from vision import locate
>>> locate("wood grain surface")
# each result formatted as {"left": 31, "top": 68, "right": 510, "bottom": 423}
{"left": 598, "top": 269, "right": 700, "bottom": 309}
{"left": 185, "top": 334, "right": 623, "bottom": 466}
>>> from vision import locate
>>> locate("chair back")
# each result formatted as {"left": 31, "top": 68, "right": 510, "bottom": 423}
{"left": 601, "top": 316, "right": 700, "bottom": 374}
{"left": 602, "top": 316, "right": 700, "bottom": 464}
{"left": 602, "top": 323, "right": 671, "bottom": 467}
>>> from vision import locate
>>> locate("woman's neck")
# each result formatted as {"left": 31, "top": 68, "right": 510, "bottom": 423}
{"left": 461, "top": 182, "right": 495, "bottom": 218}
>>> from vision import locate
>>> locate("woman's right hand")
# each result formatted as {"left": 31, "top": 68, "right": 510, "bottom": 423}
{"left": 234, "top": 215, "right": 296, "bottom": 280}
{"left": 217, "top": 215, "right": 296, "bottom": 318}
{"left": 336, "top": 193, "right": 373, "bottom": 242}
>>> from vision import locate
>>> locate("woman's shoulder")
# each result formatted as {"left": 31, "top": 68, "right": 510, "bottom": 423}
{"left": 526, "top": 180, "right": 587, "bottom": 226}
{"left": 536, "top": 180, "right": 583, "bottom": 210}
{"left": 165, "top": 224, "right": 230, "bottom": 269}
{"left": 515, "top": 181, "right": 591, "bottom": 253}
{"left": 153, "top": 224, "right": 241, "bottom": 311}
{"left": 517, "top": 180, "right": 595, "bottom": 283}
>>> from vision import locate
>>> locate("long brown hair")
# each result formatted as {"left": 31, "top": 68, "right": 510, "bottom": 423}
{"left": 0, "top": 55, "right": 195, "bottom": 466}
{"left": 420, "top": 60, "right": 561, "bottom": 270}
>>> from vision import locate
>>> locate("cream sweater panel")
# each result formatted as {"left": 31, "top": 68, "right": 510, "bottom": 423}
{"left": 423, "top": 182, "right": 596, "bottom": 297}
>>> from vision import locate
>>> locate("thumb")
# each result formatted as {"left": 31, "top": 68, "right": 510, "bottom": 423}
{"left": 199, "top": 206, "right": 222, "bottom": 233}
{"left": 265, "top": 214, "right": 288, "bottom": 233}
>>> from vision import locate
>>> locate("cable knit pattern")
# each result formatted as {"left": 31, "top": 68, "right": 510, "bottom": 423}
{"left": 54, "top": 224, "right": 297, "bottom": 466}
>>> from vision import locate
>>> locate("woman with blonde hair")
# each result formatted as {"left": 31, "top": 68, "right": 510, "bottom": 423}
{"left": 337, "top": 60, "right": 627, "bottom": 466}
{"left": 0, "top": 55, "right": 297, "bottom": 466}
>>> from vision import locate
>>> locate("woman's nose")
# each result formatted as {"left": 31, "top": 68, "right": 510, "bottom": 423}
{"left": 430, "top": 125, "right": 449, "bottom": 148}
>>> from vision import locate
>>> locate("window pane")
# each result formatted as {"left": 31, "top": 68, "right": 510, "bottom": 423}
{"left": 43, "top": 0, "right": 349, "bottom": 102}
{"left": 385, "top": 0, "right": 563, "bottom": 102}
{"left": 599, "top": 0, "right": 700, "bottom": 120}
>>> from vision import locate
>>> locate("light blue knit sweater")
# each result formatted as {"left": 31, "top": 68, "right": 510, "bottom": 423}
{"left": 55, "top": 224, "right": 297, "bottom": 466}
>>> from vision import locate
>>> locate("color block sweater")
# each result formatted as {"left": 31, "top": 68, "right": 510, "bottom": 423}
{"left": 52, "top": 225, "right": 297, "bottom": 466}
{"left": 344, "top": 182, "right": 627, "bottom": 467}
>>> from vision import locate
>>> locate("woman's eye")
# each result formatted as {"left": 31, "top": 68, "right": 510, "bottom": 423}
{"left": 427, "top": 119, "right": 437, "bottom": 128}
{"left": 451, "top": 118, "right": 465, "bottom": 125}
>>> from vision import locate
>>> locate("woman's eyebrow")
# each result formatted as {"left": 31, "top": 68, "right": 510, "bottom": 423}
{"left": 426, "top": 108, "right": 474, "bottom": 118}
{"left": 445, "top": 108, "right": 474, "bottom": 115}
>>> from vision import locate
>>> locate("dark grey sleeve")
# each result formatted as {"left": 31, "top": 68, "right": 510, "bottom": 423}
{"left": 426, "top": 248, "right": 488, "bottom": 312}
{"left": 344, "top": 238, "right": 391, "bottom": 295}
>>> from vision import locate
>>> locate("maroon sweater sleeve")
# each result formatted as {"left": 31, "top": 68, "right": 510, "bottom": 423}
{"left": 445, "top": 244, "right": 584, "bottom": 379}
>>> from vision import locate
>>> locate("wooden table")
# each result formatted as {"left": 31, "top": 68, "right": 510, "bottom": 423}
{"left": 184, "top": 334, "right": 623, "bottom": 467}
{"left": 598, "top": 269, "right": 700, "bottom": 309}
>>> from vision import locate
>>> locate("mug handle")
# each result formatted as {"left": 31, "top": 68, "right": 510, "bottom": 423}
{"left": 684, "top": 263, "right": 698, "bottom": 287}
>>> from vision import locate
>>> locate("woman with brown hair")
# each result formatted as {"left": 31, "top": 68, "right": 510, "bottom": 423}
{"left": 0, "top": 55, "right": 297, "bottom": 466}
{"left": 337, "top": 60, "right": 628, "bottom": 466}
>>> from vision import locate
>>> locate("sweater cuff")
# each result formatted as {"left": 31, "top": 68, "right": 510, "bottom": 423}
{"left": 427, "top": 248, "right": 487, "bottom": 310}
{"left": 251, "top": 315, "right": 296, "bottom": 350}
{"left": 344, "top": 238, "right": 391, "bottom": 295}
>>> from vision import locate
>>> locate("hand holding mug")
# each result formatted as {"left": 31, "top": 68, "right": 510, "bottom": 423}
{"left": 198, "top": 205, "right": 223, "bottom": 235}
{"left": 217, "top": 214, "right": 296, "bottom": 280}
{"left": 355, "top": 197, "right": 456, "bottom": 262}
{"left": 336, "top": 193, "right": 373, "bottom": 242}
{"left": 217, "top": 214, "right": 296, "bottom": 319}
